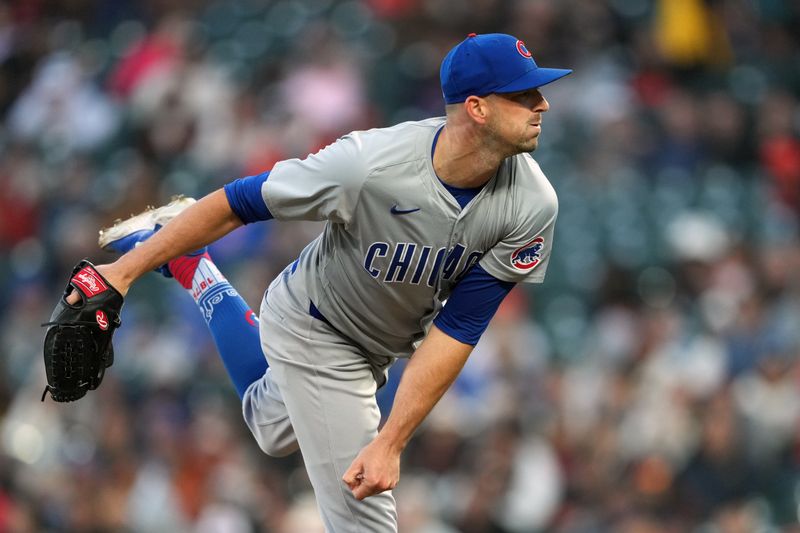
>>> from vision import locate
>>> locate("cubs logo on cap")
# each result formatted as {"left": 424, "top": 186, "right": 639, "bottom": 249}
{"left": 440, "top": 33, "right": 572, "bottom": 104}
{"left": 516, "top": 40, "right": 532, "bottom": 58}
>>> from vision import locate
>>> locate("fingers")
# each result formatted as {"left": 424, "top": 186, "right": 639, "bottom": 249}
{"left": 342, "top": 462, "right": 363, "bottom": 490}
{"left": 351, "top": 476, "right": 397, "bottom": 500}
{"left": 352, "top": 481, "right": 372, "bottom": 501}
{"left": 342, "top": 469, "right": 397, "bottom": 500}
{"left": 342, "top": 445, "right": 400, "bottom": 500}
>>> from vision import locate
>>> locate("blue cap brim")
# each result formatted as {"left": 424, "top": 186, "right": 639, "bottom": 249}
{"left": 495, "top": 67, "right": 572, "bottom": 94}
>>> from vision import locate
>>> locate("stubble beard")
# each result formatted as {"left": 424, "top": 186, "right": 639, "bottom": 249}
{"left": 520, "top": 135, "right": 539, "bottom": 153}
{"left": 486, "top": 119, "right": 540, "bottom": 157}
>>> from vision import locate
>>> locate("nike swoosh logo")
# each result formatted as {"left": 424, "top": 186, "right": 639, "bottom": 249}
{"left": 390, "top": 204, "right": 420, "bottom": 215}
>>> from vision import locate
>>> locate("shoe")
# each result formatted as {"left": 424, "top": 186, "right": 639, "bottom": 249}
{"left": 98, "top": 195, "right": 197, "bottom": 253}
{"left": 98, "top": 195, "right": 200, "bottom": 277}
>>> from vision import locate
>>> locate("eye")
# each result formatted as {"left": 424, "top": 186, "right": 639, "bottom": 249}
{"left": 512, "top": 90, "right": 536, "bottom": 103}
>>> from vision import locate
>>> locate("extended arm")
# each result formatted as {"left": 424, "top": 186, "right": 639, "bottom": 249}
{"left": 343, "top": 324, "right": 473, "bottom": 499}
{"left": 70, "top": 189, "right": 242, "bottom": 302}
{"left": 342, "top": 264, "right": 516, "bottom": 499}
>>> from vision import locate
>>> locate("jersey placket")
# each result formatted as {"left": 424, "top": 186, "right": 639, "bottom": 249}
{"left": 424, "top": 161, "right": 498, "bottom": 304}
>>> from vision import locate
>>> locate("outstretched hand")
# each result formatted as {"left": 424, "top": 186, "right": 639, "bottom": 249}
{"left": 65, "top": 263, "right": 128, "bottom": 305}
{"left": 342, "top": 437, "right": 401, "bottom": 500}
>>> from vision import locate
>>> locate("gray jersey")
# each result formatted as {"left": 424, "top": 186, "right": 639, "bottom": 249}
{"left": 261, "top": 117, "right": 558, "bottom": 357}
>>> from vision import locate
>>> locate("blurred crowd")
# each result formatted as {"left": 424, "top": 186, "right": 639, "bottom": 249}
{"left": 1, "top": 0, "right": 800, "bottom": 531}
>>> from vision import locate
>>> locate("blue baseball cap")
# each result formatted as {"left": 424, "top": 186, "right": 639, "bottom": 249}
{"left": 440, "top": 33, "right": 572, "bottom": 104}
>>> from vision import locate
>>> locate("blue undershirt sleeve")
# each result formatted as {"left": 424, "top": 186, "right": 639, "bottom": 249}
{"left": 223, "top": 171, "right": 273, "bottom": 224}
{"left": 433, "top": 264, "right": 516, "bottom": 346}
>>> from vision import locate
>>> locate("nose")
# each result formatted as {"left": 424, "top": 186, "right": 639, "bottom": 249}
{"left": 535, "top": 92, "right": 550, "bottom": 113}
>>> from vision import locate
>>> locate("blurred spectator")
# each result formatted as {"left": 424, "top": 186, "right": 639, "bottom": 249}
{"left": 109, "top": 15, "right": 187, "bottom": 100}
{"left": 758, "top": 90, "right": 800, "bottom": 214}
{"left": 8, "top": 51, "right": 119, "bottom": 152}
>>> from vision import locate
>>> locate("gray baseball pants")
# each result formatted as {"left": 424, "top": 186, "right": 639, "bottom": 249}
{"left": 241, "top": 277, "right": 397, "bottom": 532}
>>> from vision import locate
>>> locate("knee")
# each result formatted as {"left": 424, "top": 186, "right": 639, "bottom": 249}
{"left": 256, "top": 434, "right": 299, "bottom": 458}
{"left": 241, "top": 376, "right": 298, "bottom": 457}
{"left": 246, "top": 412, "right": 299, "bottom": 457}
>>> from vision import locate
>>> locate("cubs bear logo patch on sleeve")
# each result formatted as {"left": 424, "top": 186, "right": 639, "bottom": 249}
{"left": 511, "top": 236, "right": 545, "bottom": 270}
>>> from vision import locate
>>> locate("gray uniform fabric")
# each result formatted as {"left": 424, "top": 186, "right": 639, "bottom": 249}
{"left": 243, "top": 117, "right": 558, "bottom": 533}
{"left": 244, "top": 276, "right": 397, "bottom": 532}
{"left": 263, "top": 116, "right": 558, "bottom": 358}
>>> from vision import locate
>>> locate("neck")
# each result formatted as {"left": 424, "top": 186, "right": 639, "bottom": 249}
{"left": 433, "top": 122, "right": 509, "bottom": 188}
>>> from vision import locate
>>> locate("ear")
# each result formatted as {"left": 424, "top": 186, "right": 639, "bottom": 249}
{"left": 463, "top": 95, "right": 490, "bottom": 124}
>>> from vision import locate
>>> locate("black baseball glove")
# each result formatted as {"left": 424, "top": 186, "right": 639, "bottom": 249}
{"left": 41, "top": 260, "right": 124, "bottom": 402}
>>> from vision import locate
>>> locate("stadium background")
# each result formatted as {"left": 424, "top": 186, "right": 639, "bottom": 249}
{"left": 1, "top": 0, "right": 799, "bottom": 531}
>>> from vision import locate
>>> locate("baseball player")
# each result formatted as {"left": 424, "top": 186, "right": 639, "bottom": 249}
{"left": 71, "top": 33, "right": 571, "bottom": 532}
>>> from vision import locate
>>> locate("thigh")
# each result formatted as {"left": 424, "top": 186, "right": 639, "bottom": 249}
{"left": 260, "top": 303, "right": 397, "bottom": 533}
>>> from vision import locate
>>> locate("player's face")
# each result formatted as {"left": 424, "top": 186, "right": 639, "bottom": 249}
{"left": 485, "top": 88, "right": 550, "bottom": 153}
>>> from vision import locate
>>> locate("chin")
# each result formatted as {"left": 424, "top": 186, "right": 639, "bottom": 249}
{"left": 518, "top": 139, "right": 539, "bottom": 153}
